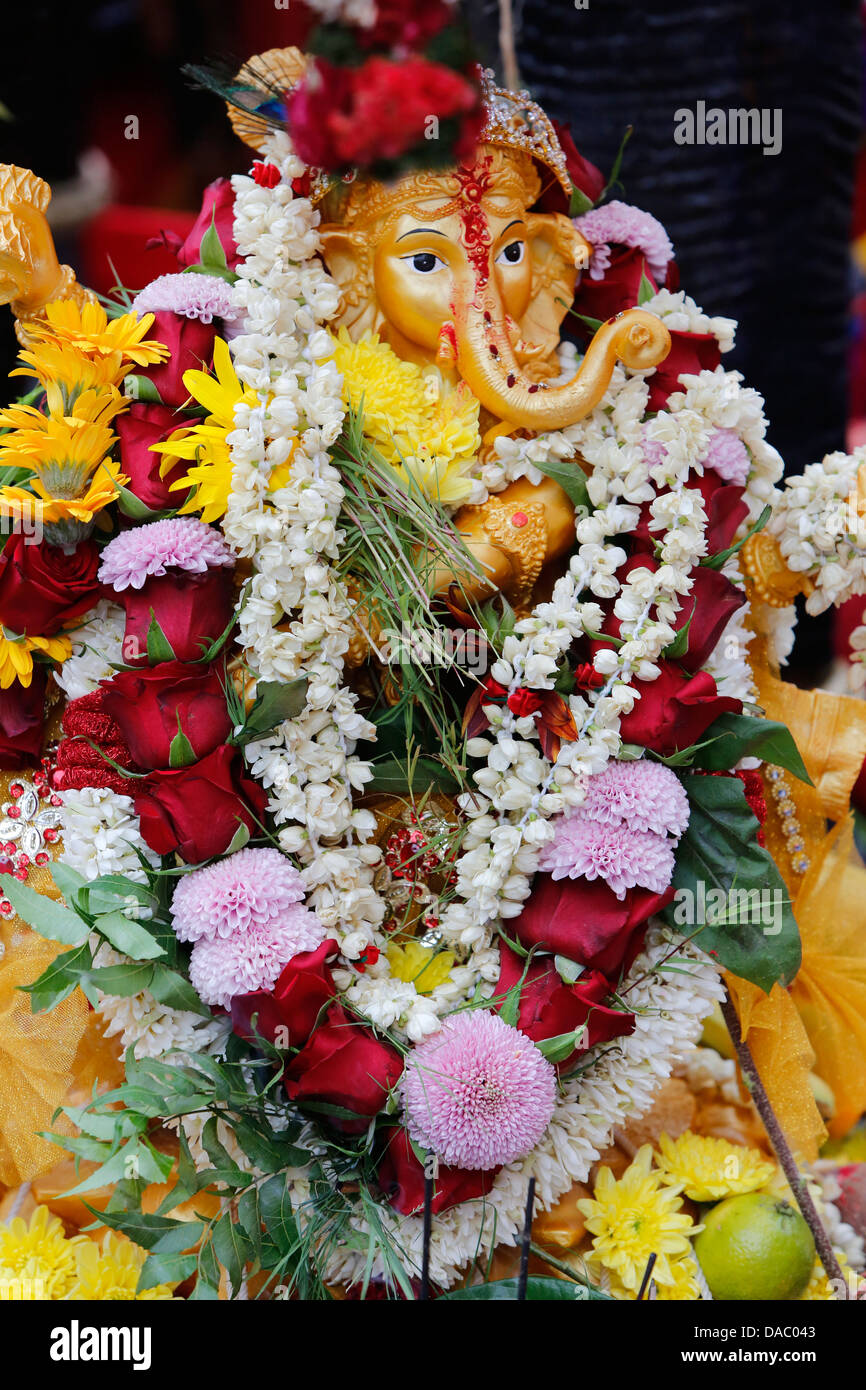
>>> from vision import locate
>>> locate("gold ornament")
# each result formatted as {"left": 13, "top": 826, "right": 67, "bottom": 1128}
{"left": 0, "top": 166, "right": 95, "bottom": 346}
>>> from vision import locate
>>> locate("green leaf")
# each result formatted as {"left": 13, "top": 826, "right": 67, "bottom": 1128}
{"left": 80, "top": 874, "right": 157, "bottom": 919}
{"left": 571, "top": 312, "right": 604, "bottom": 333}
{"left": 223, "top": 823, "right": 251, "bottom": 855}
{"left": 212, "top": 1211, "right": 250, "bottom": 1295}
{"left": 22, "top": 940, "right": 93, "bottom": 1012}
{"left": 49, "top": 862, "right": 87, "bottom": 911}
{"left": 663, "top": 773, "right": 801, "bottom": 991}
{"left": 169, "top": 725, "right": 197, "bottom": 769}
{"left": 88, "top": 959, "right": 156, "bottom": 997}
{"left": 235, "top": 678, "right": 308, "bottom": 744}
{"left": 138, "top": 1249, "right": 199, "bottom": 1292}
{"left": 855, "top": 807, "right": 866, "bottom": 866}
{"left": 1, "top": 875, "right": 88, "bottom": 945}
{"left": 115, "top": 479, "right": 166, "bottom": 521}
{"left": 89, "top": 1209, "right": 205, "bottom": 1254}
{"left": 199, "top": 210, "right": 229, "bottom": 273}
{"left": 93, "top": 909, "right": 166, "bottom": 961}
{"left": 122, "top": 373, "right": 165, "bottom": 405}
{"left": 568, "top": 184, "right": 594, "bottom": 217}
{"left": 439, "top": 1276, "right": 609, "bottom": 1301}
{"left": 637, "top": 268, "right": 655, "bottom": 305}
{"left": 532, "top": 456, "right": 591, "bottom": 511}
{"left": 148, "top": 964, "right": 211, "bottom": 1017}
{"left": 258, "top": 1174, "right": 298, "bottom": 1258}
{"left": 536, "top": 1026, "right": 587, "bottom": 1063}
{"left": 146, "top": 610, "right": 177, "bottom": 663}
{"left": 661, "top": 604, "right": 696, "bottom": 660}
{"left": 599, "top": 124, "right": 633, "bottom": 203}
{"left": 368, "top": 756, "right": 460, "bottom": 795}
{"left": 702, "top": 504, "right": 772, "bottom": 570}
{"left": 690, "top": 712, "right": 812, "bottom": 783}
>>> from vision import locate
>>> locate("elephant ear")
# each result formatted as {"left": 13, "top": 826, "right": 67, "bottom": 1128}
{"left": 318, "top": 225, "right": 382, "bottom": 339}
{"left": 520, "top": 213, "right": 588, "bottom": 371}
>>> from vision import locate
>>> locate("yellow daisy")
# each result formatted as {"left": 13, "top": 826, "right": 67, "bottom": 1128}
{"left": 0, "top": 458, "right": 126, "bottom": 529}
{"left": 0, "top": 630, "right": 71, "bottom": 688}
{"left": 24, "top": 299, "right": 169, "bottom": 369}
{"left": 153, "top": 337, "right": 265, "bottom": 523}
{"left": 577, "top": 1145, "right": 695, "bottom": 1294}
{"left": 387, "top": 940, "right": 454, "bottom": 994}
{"left": 330, "top": 328, "right": 480, "bottom": 506}
{"left": 0, "top": 1206, "right": 87, "bottom": 1300}
{"left": 67, "top": 1231, "right": 177, "bottom": 1301}
{"left": 656, "top": 1131, "right": 776, "bottom": 1202}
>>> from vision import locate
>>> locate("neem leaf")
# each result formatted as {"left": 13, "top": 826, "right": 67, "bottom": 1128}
{"left": 21, "top": 940, "right": 93, "bottom": 1012}
{"left": 2, "top": 875, "right": 89, "bottom": 945}
{"left": 49, "top": 861, "right": 87, "bottom": 911}
{"left": 532, "top": 455, "right": 591, "bottom": 511}
{"left": 663, "top": 773, "right": 801, "bottom": 991}
{"left": 147, "top": 964, "right": 211, "bottom": 1017}
{"left": 690, "top": 712, "right": 812, "bottom": 784}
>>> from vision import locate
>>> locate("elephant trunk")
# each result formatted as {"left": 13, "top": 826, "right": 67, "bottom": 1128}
{"left": 454, "top": 295, "right": 671, "bottom": 433}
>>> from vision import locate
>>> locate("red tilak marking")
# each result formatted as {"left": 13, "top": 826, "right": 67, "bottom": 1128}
{"left": 456, "top": 157, "right": 494, "bottom": 290}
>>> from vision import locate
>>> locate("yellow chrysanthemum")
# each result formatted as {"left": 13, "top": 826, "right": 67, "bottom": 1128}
{"left": 68, "top": 1231, "right": 177, "bottom": 1302}
{"left": 653, "top": 1253, "right": 704, "bottom": 1301}
{"left": 656, "top": 1132, "right": 776, "bottom": 1202}
{"left": 577, "top": 1145, "right": 696, "bottom": 1294}
{"left": 0, "top": 629, "right": 71, "bottom": 688}
{"left": 25, "top": 300, "right": 169, "bottom": 368}
{"left": 152, "top": 337, "right": 265, "bottom": 523}
{"left": 387, "top": 940, "right": 454, "bottom": 994}
{"left": 330, "top": 328, "right": 480, "bottom": 506}
{"left": 0, "top": 1206, "right": 87, "bottom": 1300}
{"left": 798, "top": 1251, "right": 863, "bottom": 1300}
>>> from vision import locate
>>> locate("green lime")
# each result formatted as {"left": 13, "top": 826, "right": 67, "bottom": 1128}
{"left": 694, "top": 1192, "right": 815, "bottom": 1301}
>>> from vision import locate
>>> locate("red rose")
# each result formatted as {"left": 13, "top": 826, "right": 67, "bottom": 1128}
{"left": 645, "top": 330, "right": 722, "bottom": 412}
{"left": 540, "top": 121, "right": 605, "bottom": 211}
{"left": 377, "top": 1127, "right": 498, "bottom": 1217}
{"left": 231, "top": 939, "right": 340, "bottom": 1050}
{"left": 116, "top": 404, "right": 188, "bottom": 510}
{"left": 115, "top": 566, "right": 235, "bottom": 666}
{"left": 284, "top": 1003, "right": 403, "bottom": 1130}
{"left": 0, "top": 534, "right": 100, "bottom": 636}
{"left": 175, "top": 178, "right": 240, "bottom": 271}
{"left": 137, "top": 311, "right": 216, "bottom": 409}
{"left": 495, "top": 943, "right": 635, "bottom": 1067}
{"left": 593, "top": 554, "right": 745, "bottom": 674}
{"left": 0, "top": 668, "right": 46, "bottom": 768}
{"left": 506, "top": 687, "right": 544, "bottom": 718}
{"left": 53, "top": 689, "right": 135, "bottom": 793}
{"left": 133, "top": 744, "right": 267, "bottom": 863}
{"left": 514, "top": 873, "right": 675, "bottom": 979}
{"left": 618, "top": 662, "right": 741, "bottom": 757}
{"left": 358, "top": 0, "right": 454, "bottom": 50}
{"left": 571, "top": 246, "right": 656, "bottom": 326}
{"left": 99, "top": 660, "right": 231, "bottom": 771}
{"left": 632, "top": 471, "right": 749, "bottom": 558}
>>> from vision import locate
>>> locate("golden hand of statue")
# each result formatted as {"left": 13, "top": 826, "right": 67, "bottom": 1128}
{"left": 0, "top": 165, "right": 93, "bottom": 344}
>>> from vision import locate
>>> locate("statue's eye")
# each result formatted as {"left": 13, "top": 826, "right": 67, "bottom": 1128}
{"left": 404, "top": 251, "right": 445, "bottom": 273}
{"left": 497, "top": 241, "right": 525, "bottom": 266}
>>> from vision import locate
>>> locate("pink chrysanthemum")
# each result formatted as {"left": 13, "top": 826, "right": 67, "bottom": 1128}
{"left": 403, "top": 1011, "right": 556, "bottom": 1170}
{"left": 132, "top": 272, "right": 239, "bottom": 325}
{"left": 575, "top": 200, "right": 674, "bottom": 283}
{"left": 703, "top": 428, "right": 750, "bottom": 487}
{"left": 171, "top": 847, "right": 307, "bottom": 943}
{"left": 582, "top": 761, "right": 690, "bottom": 839}
{"left": 98, "top": 517, "right": 235, "bottom": 591}
{"left": 539, "top": 816, "right": 675, "bottom": 899}
{"left": 189, "top": 909, "right": 325, "bottom": 1008}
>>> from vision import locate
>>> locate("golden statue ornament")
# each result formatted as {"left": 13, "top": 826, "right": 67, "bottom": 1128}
{"left": 0, "top": 167, "right": 95, "bottom": 346}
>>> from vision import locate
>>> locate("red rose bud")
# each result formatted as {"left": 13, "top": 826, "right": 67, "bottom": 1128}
{"left": 514, "top": 873, "right": 675, "bottom": 980}
{"left": 0, "top": 533, "right": 100, "bottom": 637}
{"left": 116, "top": 403, "right": 188, "bottom": 510}
{"left": 284, "top": 1003, "right": 403, "bottom": 1132}
{"left": 99, "top": 660, "right": 232, "bottom": 771}
{"left": 506, "top": 687, "right": 545, "bottom": 718}
{"left": 378, "top": 1127, "right": 499, "bottom": 1217}
{"left": 617, "top": 662, "right": 741, "bottom": 757}
{"left": 175, "top": 178, "right": 240, "bottom": 271}
{"left": 0, "top": 668, "right": 47, "bottom": 769}
{"left": 495, "top": 942, "right": 635, "bottom": 1068}
{"left": 231, "top": 939, "right": 340, "bottom": 1050}
{"left": 571, "top": 246, "right": 657, "bottom": 329}
{"left": 574, "top": 662, "right": 605, "bottom": 691}
{"left": 133, "top": 744, "right": 268, "bottom": 863}
{"left": 252, "top": 161, "right": 281, "bottom": 189}
{"left": 116, "top": 566, "right": 235, "bottom": 666}
{"left": 137, "top": 311, "right": 216, "bottom": 409}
